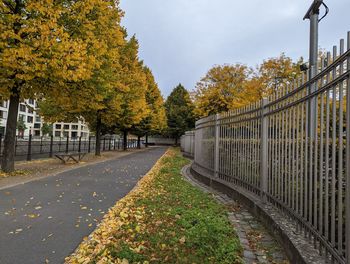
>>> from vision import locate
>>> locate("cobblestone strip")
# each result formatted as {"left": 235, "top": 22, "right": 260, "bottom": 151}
{"left": 181, "top": 165, "right": 289, "bottom": 264}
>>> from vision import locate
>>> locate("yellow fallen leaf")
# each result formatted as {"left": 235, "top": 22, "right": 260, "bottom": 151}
{"left": 179, "top": 236, "right": 186, "bottom": 244}
{"left": 28, "top": 214, "right": 40, "bottom": 218}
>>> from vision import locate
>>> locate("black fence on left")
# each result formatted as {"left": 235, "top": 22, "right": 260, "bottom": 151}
{"left": 0, "top": 135, "right": 142, "bottom": 162}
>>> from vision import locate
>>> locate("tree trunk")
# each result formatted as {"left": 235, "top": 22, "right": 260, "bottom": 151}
{"left": 145, "top": 133, "right": 148, "bottom": 148}
{"left": 123, "top": 130, "right": 127, "bottom": 151}
{"left": 175, "top": 137, "right": 178, "bottom": 146}
{"left": 1, "top": 92, "right": 20, "bottom": 172}
{"left": 95, "top": 111, "right": 102, "bottom": 156}
{"left": 137, "top": 136, "right": 141, "bottom": 149}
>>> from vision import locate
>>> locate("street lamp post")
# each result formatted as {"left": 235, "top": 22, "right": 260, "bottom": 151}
{"left": 303, "top": 0, "right": 323, "bottom": 138}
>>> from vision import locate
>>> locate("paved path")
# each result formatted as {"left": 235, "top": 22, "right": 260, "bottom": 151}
{"left": 0, "top": 147, "right": 167, "bottom": 264}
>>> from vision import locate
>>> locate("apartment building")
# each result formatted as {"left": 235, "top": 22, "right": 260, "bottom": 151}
{"left": 0, "top": 99, "right": 90, "bottom": 139}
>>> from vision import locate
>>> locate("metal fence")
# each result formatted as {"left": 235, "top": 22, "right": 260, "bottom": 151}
{"left": 0, "top": 135, "right": 142, "bottom": 162}
{"left": 184, "top": 32, "right": 350, "bottom": 263}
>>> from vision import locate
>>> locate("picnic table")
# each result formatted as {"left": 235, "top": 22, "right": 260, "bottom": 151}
{"left": 55, "top": 152, "right": 87, "bottom": 164}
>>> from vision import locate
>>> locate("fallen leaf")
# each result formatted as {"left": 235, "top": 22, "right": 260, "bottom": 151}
{"left": 179, "top": 236, "right": 186, "bottom": 244}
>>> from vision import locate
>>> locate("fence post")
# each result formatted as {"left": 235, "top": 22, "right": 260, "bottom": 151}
{"left": 260, "top": 98, "right": 269, "bottom": 202}
{"left": 78, "top": 136, "right": 82, "bottom": 153}
{"left": 103, "top": 137, "right": 106, "bottom": 151}
{"left": 66, "top": 136, "right": 69, "bottom": 154}
{"left": 0, "top": 134, "right": 2, "bottom": 158}
{"left": 27, "top": 134, "right": 32, "bottom": 161}
{"left": 108, "top": 138, "right": 111, "bottom": 151}
{"left": 49, "top": 135, "right": 53, "bottom": 158}
{"left": 345, "top": 31, "right": 350, "bottom": 264}
{"left": 40, "top": 136, "right": 43, "bottom": 153}
{"left": 88, "top": 136, "right": 91, "bottom": 153}
{"left": 214, "top": 114, "right": 220, "bottom": 180}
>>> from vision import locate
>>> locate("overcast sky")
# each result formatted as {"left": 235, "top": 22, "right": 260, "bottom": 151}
{"left": 119, "top": 0, "right": 349, "bottom": 98}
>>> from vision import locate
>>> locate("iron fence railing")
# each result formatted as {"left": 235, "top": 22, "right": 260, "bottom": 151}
{"left": 183, "top": 32, "right": 350, "bottom": 263}
{"left": 0, "top": 135, "right": 142, "bottom": 162}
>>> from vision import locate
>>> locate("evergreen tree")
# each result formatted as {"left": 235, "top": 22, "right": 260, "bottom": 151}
{"left": 165, "top": 84, "right": 195, "bottom": 144}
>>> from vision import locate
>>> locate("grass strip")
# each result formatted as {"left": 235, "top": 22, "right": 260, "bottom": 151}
{"left": 66, "top": 148, "right": 242, "bottom": 264}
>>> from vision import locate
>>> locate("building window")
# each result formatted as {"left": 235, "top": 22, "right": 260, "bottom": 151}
{"left": 71, "top": 125, "right": 78, "bottom": 130}
{"left": 55, "top": 131, "right": 61, "bottom": 137}
{"left": 27, "top": 116, "right": 33, "bottom": 123}
{"left": 35, "top": 116, "right": 41, "bottom": 122}
{"left": 55, "top": 124, "right": 61, "bottom": 129}
{"left": 64, "top": 124, "right": 69, "bottom": 130}
{"left": 1, "top": 101, "right": 7, "bottom": 108}
{"left": 0, "top": 126, "right": 5, "bottom": 135}
{"left": 28, "top": 99, "right": 34, "bottom": 105}
{"left": 0, "top": 110, "right": 7, "bottom": 119}
{"left": 34, "top": 123, "right": 41, "bottom": 129}
{"left": 63, "top": 131, "right": 69, "bottom": 137}
{"left": 71, "top": 131, "right": 77, "bottom": 138}
{"left": 34, "top": 130, "right": 40, "bottom": 136}
{"left": 19, "top": 114, "right": 25, "bottom": 121}
{"left": 27, "top": 108, "right": 34, "bottom": 114}
{"left": 20, "top": 104, "right": 26, "bottom": 112}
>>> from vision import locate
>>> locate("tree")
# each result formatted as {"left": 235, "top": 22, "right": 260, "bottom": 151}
{"left": 37, "top": 0, "right": 125, "bottom": 156}
{"left": 0, "top": 0, "right": 104, "bottom": 172}
{"left": 192, "top": 64, "right": 260, "bottom": 117}
{"left": 165, "top": 84, "right": 195, "bottom": 144}
{"left": 114, "top": 36, "right": 148, "bottom": 151}
{"left": 257, "top": 53, "right": 303, "bottom": 96}
{"left": 41, "top": 123, "right": 52, "bottom": 137}
{"left": 16, "top": 119, "right": 26, "bottom": 138}
{"left": 131, "top": 66, "right": 167, "bottom": 148}
{"left": 192, "top": 55, "right": 304, "bottom": 118}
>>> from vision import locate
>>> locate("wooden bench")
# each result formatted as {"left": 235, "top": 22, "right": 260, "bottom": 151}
{"left": 55, "top": 152, "right": 87, "bottom": 164}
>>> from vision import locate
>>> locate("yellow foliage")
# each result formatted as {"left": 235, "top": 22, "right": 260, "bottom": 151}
{"left": 65, "top": 150, "right": 169, "bottom": 264}
{"left": 192, "top": 64, "right": 260, "bottom": 117}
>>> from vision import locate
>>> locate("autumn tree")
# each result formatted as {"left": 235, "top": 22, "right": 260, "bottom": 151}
{"left": 0, "top": 0, "right": 104, "bottom": 172}
{"left": 114, "top": 36, "right": 148, "bottom": 151}
{"left": 131, "top": 66, "right": 167, "bottom": 148}
{"left": 37, "top": 0, "right": 125, "bottom": 156}
{"left": 192, "top": 64, "right": 260, "bottom": 117}
{"left": 257, "top": 53, "right": 303, "bottom": 96}
{"left": 165, "top": 84, "right": 195, "bottom": 145}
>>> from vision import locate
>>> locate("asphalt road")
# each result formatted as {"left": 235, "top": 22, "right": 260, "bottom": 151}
{"left": 0, "top": 147, "right": 167, "bottom": 264}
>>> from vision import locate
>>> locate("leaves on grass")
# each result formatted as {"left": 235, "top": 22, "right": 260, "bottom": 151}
{"left": 65, "top": 149, "right": 242, "bottom": 264}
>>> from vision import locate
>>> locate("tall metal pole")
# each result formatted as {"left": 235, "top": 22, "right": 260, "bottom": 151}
{"left": 304, "top": 0, "right": 322, "bottom": 138}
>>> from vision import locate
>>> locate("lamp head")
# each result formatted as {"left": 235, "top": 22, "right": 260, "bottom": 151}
{"left": 303, "top": 0, "right": 323, "bottom": 20}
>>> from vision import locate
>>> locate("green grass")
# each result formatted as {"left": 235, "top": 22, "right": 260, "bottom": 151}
{"left": 67, "top": 148, "right": 242, "bottom": 264}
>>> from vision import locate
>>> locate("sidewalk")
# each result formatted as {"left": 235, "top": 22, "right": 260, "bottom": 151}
{"left": 0, "top": 146, "right": 167, "bottom": 264}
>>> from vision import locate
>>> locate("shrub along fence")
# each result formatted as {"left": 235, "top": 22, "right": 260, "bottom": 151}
{"left": 182, "top": 32, "right": 350, "bottom": 263}
{"left": 0, "top": 135, "right": 141, "bottom": 162}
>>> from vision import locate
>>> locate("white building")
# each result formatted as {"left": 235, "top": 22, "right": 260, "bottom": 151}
{"left": 0, "top": 99, "right": 90, "bottom": 139}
